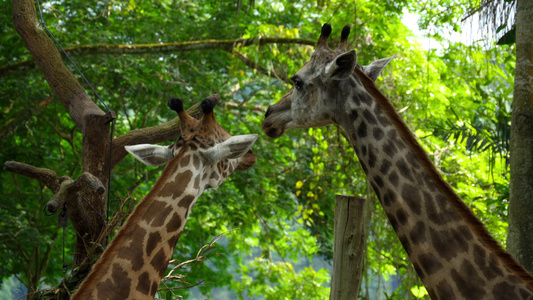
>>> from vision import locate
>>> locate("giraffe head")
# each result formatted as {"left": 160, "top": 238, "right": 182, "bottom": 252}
{"left": 262, "top": 24, "right": 395, "bottom": 138}
{"left": 126, "top": 96, "right": 258, "bottom": 189}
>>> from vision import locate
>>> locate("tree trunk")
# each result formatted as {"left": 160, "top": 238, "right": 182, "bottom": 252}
{"left": 507, "top": 0, "right": 533, "bottom": 274}
{"left": 12, "top": 0, "right": 109, "bottom": 272}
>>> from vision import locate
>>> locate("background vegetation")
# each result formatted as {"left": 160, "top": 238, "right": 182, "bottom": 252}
{"left": 0, "top": 0, "right": 518, "bottom": 299}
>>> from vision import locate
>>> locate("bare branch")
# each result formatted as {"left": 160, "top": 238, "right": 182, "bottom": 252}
{"left": 66, "top": 37, "right": 315, "bottom": 55}
{"left": 161, "top": 230, "right": 235, "bottom": 291}
{"left": 223, "top": 101, "right": 265, "bottom": 113}
{"left": 4, "top": 161, "right": 62, "bottom": 193}
{"left": 1, "top": 37, "right": 314, "bottom": 78}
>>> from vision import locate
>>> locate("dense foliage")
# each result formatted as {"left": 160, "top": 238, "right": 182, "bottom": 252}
{"left": 0, "top": 0, "right": 515, "bottom": 299}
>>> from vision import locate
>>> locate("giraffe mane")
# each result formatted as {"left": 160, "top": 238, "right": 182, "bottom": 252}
{"left": 353, "top": 66, "right": 533, "bottom": 285}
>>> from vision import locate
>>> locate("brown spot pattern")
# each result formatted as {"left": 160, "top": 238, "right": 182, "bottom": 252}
{"left": 180, "top": 154, "right": 191, "bottom": 168}
{"left": 398, "top": 234, "right": 411, "bottom": 255}
{"left": 142, "top": 200, "right": 172, "bottom": 228}
{"left": 363, "top": 109, "right": 378, "bottom": 125}
{"left": 158, "top": 170, "right": 193, "bottom": 199}
{"left": 402, "top": 184, "right": 422, "bottom": 215}
{"left": 434, "top": 280, "right": 455, "bottom": 300}
{"left": 373, "top": 175, "right": 384, "bottom": 188}
{"left": 361, "top": 145, "right": 367, "bottom": 156}
{"left": 150, "top": 281, "right": 159, "bottom": 297}
{"left": 396, "top": 158, "right": 414, "bottom": 182}
{"left": 396, "top": 208, "right": 408, "bottom": 225}
{"left": 452, "top": 260, "right": 486, "bottom": 299}
{"left": 388, "top": 171, "right": 399, "bottom": 185}
{"left": 210, "top": 171, "right": 220, "bottom": 181}
{"left": 357, "top": 121, "right": 367, "bottom": 138}
{"left": 178, "top": 195, "right": 196, "bottom": 209}
{"left": 192, "top": 155, "right": 200, "bottom": 169}
{"left": 368, "top": 148, "right": 377, "bottom": 169}
{"left": 406, "top": 152, "right": 421, "bottom": 169}
{"left": 382, "top": 140, "right": 398, "bottom": 157}
{"left": 388, "top": 213, "right": 399, "bottom": 231}
{"left": 96, "top": 264, "right": 131, "bottom": 299}
{"left": 360, "top": 159, "right": 368, "bottom": 173}
{"left": 360, "top": 93, "right": 372, "bottom": 106}
{"left": 350, "top": 109, "right": 359, "bottom": 121}
{"left": 194, "top": 176, "right": 200, "bottom": 189}
{"left": 136, "top": 271, "right": 151, "bottom": 295}
{"left": 167, "top": 233, "right": 182, "bottom": 249}
{"left": 166, "top": 212, "right": 183, "bottom": 233}
{"left": 372, "top": 103, "right": 391, "bottom": 126}
{"left": 150, "top": 248, "right": 168, "bottom": 277}
{"left": 380, "top": 159, "right": 391, "bottom": 175}
{"left": 146, "top": 232, "right": 162, "bottom": 257}
{"left": 117, "top": 224, "right": 146, "bottom": 271}
{"left": 418, "top": 253, "right": 443, "bottom": 277}
{"left": 493, "top": 282, "right": 518, "bottom": 299}
{"left": 409, "top": 221, "right": 426, "bottom": 245}
{"left": 382, "top": 189, "right": 396, "bottom": 207}
{"left": 519, "top": 288, "right": 533, "bottom": 299}
{"left": 430, "top": 227, "right": 469, "bottom": 261}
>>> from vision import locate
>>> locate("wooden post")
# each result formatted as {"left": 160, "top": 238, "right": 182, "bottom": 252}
{"left": 330, "top": 195, "right": 367, "bottom": 300}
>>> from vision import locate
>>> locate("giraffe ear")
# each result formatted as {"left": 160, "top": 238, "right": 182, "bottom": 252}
{"left": 324, "top": 49, "right": 357, "bottom": 80}
{"left": 200, "top": 134, "right": 258, "bottom": 164}
{"left": 361, "top": 55, "right": 396, "bottom": 81}
{"left": 125, "top": 144, "right": 174, "bottom": 167}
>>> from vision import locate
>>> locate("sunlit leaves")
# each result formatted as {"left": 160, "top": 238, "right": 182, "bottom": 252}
{"left": 411, "top": 285, "right": 429, "bottom": 298}
{"left": 232, "top": 259, "right": 330, "bottom": 300}
{"left": 0, "top": 0, "right": 518, "bottom": 298}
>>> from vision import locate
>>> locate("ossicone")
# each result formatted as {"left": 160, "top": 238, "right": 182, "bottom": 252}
{"left": 201, "top": 98, "right": 215, "bottom": 114}
{"left": 337, "top": 25, "right": 351, "bottom": 51}
{"left": 317, "top": 23, "right": 332, "bottom": 49}
{"left": 168, "top": 98, "right": 184, "bottom": 112}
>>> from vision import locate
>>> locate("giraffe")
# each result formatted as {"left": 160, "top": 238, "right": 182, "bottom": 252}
{"left": 72, "top": 97, "right": 258, "bottom": 300}
{"left": 261, "top": 24, "right": 533, "bottom": 299}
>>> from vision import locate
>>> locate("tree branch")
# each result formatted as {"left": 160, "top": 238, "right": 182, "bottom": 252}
{"left": 4, "top": 161, "right": 62, "bottom": 193}
{"left": 1, "top": 37, "right": 314, "bottom": 78}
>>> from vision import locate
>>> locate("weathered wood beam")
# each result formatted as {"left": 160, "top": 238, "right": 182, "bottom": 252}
{"left": 330, "top": 195, "right": 367, "bottom": 300}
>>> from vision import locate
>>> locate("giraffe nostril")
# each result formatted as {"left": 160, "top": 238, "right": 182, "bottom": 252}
{"left": 266, "top": 128, "right": 282, "bottom": 138}
{"left": 265, "top": 106, "right": 272, "bottom": 118}
{"left": 44, "top": 203, "right": 57, "bottom": 215}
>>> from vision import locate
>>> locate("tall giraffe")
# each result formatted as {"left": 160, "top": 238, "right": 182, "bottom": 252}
{"left": 262, "top": 24, "right": 533, "bottom": 299}
{"left": 73, "top": 97, "right": 258, "bottom": 299}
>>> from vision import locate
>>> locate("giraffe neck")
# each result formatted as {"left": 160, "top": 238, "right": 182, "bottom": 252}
{"left": 334, "top": 68, "right": 533, "bottom": 299}
{"left": 73, "top": 151, "right": 203, "bottom": 300}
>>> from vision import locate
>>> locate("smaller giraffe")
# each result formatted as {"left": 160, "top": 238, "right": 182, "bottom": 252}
{"left": 73, "top": 97, "right": 258, "bottom": 300}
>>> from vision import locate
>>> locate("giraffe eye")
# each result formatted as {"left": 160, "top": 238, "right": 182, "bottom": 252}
{"left": 293, "top": 79, "right": 303, "bottom": 91}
